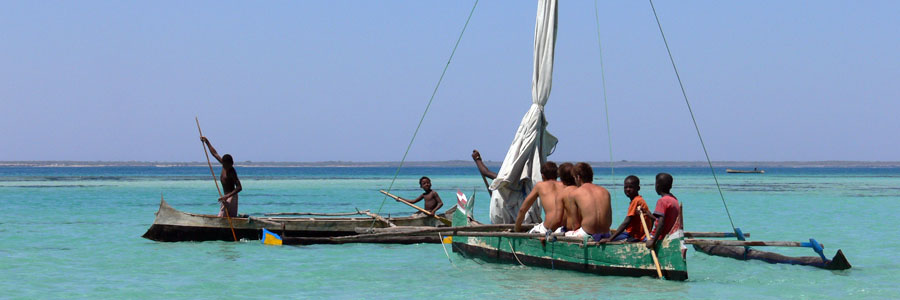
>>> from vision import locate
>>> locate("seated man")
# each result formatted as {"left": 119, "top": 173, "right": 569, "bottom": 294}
{"left": 645, "top": 172, "right": 682, "bottom": 250}
{"left": 557, "top": 163, "right": 581, "bottom": 234}
{"left": 514, "top": 162, "right": 564, "bottom": 234}
{"left": 601, "top": 175, "right": 652, "bottom": 243}
{"left": 568, "top": 162, "right": 612, "bottom": 241}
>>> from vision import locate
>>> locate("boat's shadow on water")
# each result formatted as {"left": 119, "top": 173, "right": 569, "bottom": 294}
{"left": 455, "top": 257, "right": 688, "bottom": 297}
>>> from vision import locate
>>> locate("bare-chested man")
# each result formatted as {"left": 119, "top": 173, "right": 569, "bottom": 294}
{"left": 568, "top": 162, "right": 612, "bottom": 241}
{"left": 201, "top": 136, "right": 242, "bottom": 218}
{"left": 397, "top": 176, "right": 444, "bottom": 215}
{"left": 557, "top": 162, "right": 581, "bottom": 233}
{"left": 514, "top": 162, "right": 565, "bottom": 233}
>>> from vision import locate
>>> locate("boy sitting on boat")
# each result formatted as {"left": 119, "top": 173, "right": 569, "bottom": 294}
{"left": 514, "top": 161, "right": 566, "bottom": 234}
{"left": 396, "top": 176, "right": 443, "bottom": 216}
{"left": 600, "top": 175, "right": 652, "bottom": 243}
{"left": 645, "top": 173, "right": 685, "bottom": 256}
{"left": 566, "top": 162, "right": 613, "bottom": 241}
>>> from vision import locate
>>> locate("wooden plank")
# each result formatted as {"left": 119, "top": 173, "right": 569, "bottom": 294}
{"left": 684, "top": 231, "right": 750, "bottom": 238}
{"left": 379, "top": 190, "right": 451, "bottom": 225}
{"left": 685, "top": 239, "right": 823, "bottom": 248}
{"left": 248, "top": 216, "right": 283, "bottom": 227}
{"left": 264, "top": 210, "right": 370, "bottom": 216}
{"left": 363, "top": 211, "right": 396, "bottom": 227}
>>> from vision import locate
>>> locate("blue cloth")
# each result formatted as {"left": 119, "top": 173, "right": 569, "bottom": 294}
{"left": 590, "top": 232, "right": 611, "bottom": 241}
{"left": 612, "top": 231, "right": 631, "bottom": 241}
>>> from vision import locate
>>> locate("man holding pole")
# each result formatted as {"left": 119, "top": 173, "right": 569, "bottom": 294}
{"left": 201, "top": 136, "right": 242, "bottom": 218}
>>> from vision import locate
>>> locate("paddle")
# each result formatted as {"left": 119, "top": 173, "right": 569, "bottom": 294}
{"left": 196, "top": 117, "right": 238, "bottom": 242}
{"left": 379, "top": 190, "right": 452, "bottom": 226}
{"left": 638, "top": 205, "right": 663, "bottom": 279}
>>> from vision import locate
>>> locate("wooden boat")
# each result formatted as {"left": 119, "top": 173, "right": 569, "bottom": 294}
{"left": 726, "top": 168, "right": 765, "bottom": 174}
{"left": 449, "top": 200, "right": 689, "bottom": 280}
{"left": 142, "top": 198, "right": 454, "bottom": 242}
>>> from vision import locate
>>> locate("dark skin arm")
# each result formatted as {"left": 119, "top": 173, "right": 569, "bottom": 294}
{"left": 220, "top": 168, "right": 242, "bottom": 201}
{"left": 397, "top": 191, "right": 443, "bottom": 214}
{"left": 514, "top": 185, "right": 541, "bottom": 232}
{"left": 430, "top": 192, "right": 443, "bottom": 214}
{"left": 645, "top": 214, "right": 666, "bottom": 249}
{"left": 200, "top": 137, "right": 223, "bottom": 164}
{"left": 471, "top": 150, "right": 497, "bottom": 179}
{"left": 600, "top": 216, "right": 632, "bottom": 243}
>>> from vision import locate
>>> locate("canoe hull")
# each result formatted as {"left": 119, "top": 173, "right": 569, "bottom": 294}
{"left": 142, "top": 198, "right": 452, "bottom": 242}
{"left": 450, "top": 207, "right": 688, "bottom": 280}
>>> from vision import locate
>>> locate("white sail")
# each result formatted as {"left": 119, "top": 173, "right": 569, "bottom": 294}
{"left": 489, "top": 0, "right": 559, "bottom": 224}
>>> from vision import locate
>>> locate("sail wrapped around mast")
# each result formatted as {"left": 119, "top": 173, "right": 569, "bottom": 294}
{"left": 489, "top": 0, "right": 558, "bottom": 224}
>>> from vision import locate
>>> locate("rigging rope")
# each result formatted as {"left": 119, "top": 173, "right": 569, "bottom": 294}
{"left": 370, "top": 0, "right": 479, "bottom": 228}
{"left": 648, "top": 0, "right": 737, "bottom": 232}
{"left": 593, "top": 0, "right": 616, "bottom": 199}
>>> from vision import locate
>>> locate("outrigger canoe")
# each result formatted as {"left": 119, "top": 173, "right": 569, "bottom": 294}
{"left": 449, "top": 197, "right": 688, "bottom": 281}
{"left": 142, "top": 198, "right": 454, "bottom": 242}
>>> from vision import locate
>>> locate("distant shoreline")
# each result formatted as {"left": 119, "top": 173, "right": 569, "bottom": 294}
{"left": 1, "top": 160, "right": 899, "bottom": 168}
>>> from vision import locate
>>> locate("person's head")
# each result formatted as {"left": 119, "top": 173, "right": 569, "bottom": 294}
{"left": 624, "top": 175, "right": 640, "bottom": 199}
{"left": 558, "top": 163, "right": 576, "bottom": 186}
{"left": 573, "top": 162, "right": 593, "bottom": 186}
{"left": 222, "top": 154, "right": 234, "bottom": 168}
{"left": 419, "top": 176, "right": 432, "bottom": 191}
{"left": 655, "top": 173, "right": 673, "bottom": 195}
{"left": 541, "top": 161, "right": 558, "bottom": 181}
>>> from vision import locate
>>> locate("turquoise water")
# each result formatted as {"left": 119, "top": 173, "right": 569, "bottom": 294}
{"left": 1, "top": 166, "right": 897, "bottom": 299}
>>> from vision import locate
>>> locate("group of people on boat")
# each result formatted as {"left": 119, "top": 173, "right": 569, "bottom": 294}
{"left": 472, "top": 149, "right": 682, "bottom": 250}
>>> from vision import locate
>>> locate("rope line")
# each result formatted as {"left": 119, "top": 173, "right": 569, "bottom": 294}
{"left": 508, "top": 239, "right": 525, "bottom": 266}
{"left": 594, "top": 0, "right": 616, "bottom": 196}
{"left": 648, "top": 0, "right": 736, "bottom": 231}
{"left": 370, "top": 0, "right": 479, "bottom": 228}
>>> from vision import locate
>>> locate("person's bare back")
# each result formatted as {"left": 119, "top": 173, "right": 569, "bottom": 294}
{"left": 560, "top": 185, "right": 580, "bottom": 230}
{"left": 572, "top": 183, "right": 612, "bottom": 235}
{"left": 515, "top": 162, "right": 564, "bottom": 232}
{"left": 570, "top": 162, "right": 612, "bottom": 236}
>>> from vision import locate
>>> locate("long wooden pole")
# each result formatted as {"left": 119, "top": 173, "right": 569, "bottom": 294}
{"left": 639, "top": 206, "right": 664, "bottom": 279}
{"left": 196, "top": 117, "right": 237, "bottom": 242}
{"left": 379, "top": 190, "right": 452, "bottom": 225}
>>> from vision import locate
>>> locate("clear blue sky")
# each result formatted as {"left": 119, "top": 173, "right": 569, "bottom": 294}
{"left": 2, "top": 1, "right": 897, "bottom": 162}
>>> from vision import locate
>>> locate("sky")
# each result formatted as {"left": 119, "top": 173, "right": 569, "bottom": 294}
{"left": 1, "top": 1, "right": 897, "bottom": 162}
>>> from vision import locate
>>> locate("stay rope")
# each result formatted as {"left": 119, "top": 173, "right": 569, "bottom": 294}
{"left": 648, "top": 0, "right": 737, "bottom": 232}
{"left": 370, "top": 0, "right": 479, "bottom": 228}
{"left": 593, "top": 0, "right": 616, "bottom": 198}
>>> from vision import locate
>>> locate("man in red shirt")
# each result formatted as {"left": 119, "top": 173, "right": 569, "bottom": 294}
{"left": 645, "top": 173, "right": 681, "bottom": 249}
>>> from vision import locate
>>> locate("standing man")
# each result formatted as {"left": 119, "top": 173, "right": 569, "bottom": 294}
{"left": 201, "top": 137, "right": 242, "bottom": 218}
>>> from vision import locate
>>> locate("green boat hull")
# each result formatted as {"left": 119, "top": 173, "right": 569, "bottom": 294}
{"left": 450, "top": 208, "right": 688, "bottom": 281}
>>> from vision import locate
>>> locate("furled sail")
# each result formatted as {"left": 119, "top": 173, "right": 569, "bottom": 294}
{"left": 489, "top": 0, "right": 558, "bottom": 224}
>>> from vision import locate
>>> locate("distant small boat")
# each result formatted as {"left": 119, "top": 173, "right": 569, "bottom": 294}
{"left": 726, "top": 168, "right": 765, "bottom": 174}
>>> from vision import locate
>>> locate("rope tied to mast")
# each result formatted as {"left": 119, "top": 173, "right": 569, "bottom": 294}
{"left": 648, "top": 0, "right": 738, "bottom": 233}
{"left": 594, "top": 0, "right": 616, "bottom": 199}
{"left": 370, "top": 0, "right": 480, "bottom": 229}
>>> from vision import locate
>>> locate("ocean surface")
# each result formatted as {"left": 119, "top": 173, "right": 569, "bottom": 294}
{"left": 1, "top": 165, "right": 897, "bottom": 299}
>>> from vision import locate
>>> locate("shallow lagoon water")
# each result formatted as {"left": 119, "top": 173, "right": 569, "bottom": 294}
{"left": 1, "top": 166, "right": 897, "bottom": 299}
